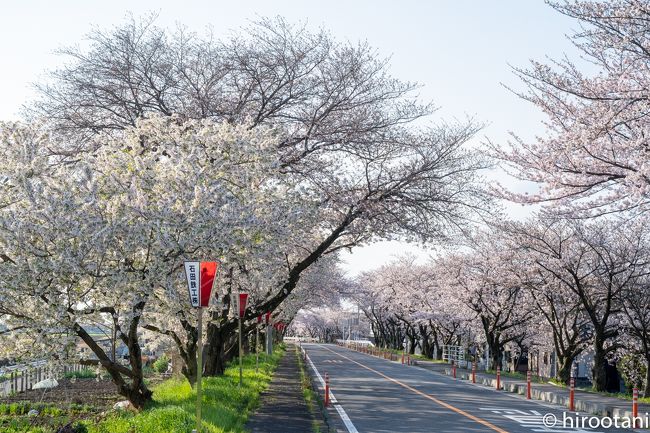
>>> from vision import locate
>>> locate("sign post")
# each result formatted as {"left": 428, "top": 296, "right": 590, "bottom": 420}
{"left": 196, "top": 307, "right": 203, "bottom": 433}
{"left": 265, "top": 312, "right": 273, "bottom": 355}
{"left": 185, "top": 261, "right": 218, "bottom": 433}
{"left": 256, "top": 316, "right": 262, "bottom": 373}
{"left": 238, "top": 293, "right": 248, "bottom": 387}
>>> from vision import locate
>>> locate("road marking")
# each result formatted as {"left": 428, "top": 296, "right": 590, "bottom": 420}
{"left": 320, "top": 344, "right": 509, "bottom": 433}
{"left": 304, "top": 348, "right": 359, "bottom": 433}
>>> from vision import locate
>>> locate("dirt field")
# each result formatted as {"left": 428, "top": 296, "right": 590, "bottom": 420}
{"left": 0, "top": 378, "right": 121, "bottom": 409}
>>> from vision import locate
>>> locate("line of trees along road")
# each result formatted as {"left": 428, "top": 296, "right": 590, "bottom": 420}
{"left": 4, "top": 0, "right": 650, "bottom": 407}
{"left": 0, "top": 17, "right": 489, "bottom": 407}
{"left": 295, "top": 0, "right": 650, "bottom": 397}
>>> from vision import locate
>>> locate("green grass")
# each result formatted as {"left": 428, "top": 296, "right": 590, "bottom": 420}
{"left": 485, "top": 369, "right": 547, "bottom": 384}
{"left": 576, "top": 387, "right": 650, "bottom": 404}
{"left": 295, "top": 348, "right": 320, "bottom": 433}
{"left": 64, "top": 369, "right": 98, "bottom": 380}
{"left": 84, "top": 347, "right": 284, "bottom": 433}
{"left": 365, "top": 346, "right": 436, "bottom": 361}
{"left": 0, "top": 401, "right": 91, "bottom": 433}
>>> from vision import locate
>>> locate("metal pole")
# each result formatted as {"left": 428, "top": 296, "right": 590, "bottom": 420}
{"left": 266, "top": 323, "right": 273, "bottom": 355}
{"left": 256, "top": 325, "right": 259, "bottom": 374}
{"left": 239, "top": 314, "right": 243, "bottom": 387}
{"left": 196, "top": 307, "right": 203, "bottom": 433}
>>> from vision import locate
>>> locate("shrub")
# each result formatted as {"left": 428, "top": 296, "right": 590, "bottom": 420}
{"left": 152, "top": 355, "right": 170, "bottom": 374}
{"left": 64, "top": 369, "right": 97, "bottom": 380}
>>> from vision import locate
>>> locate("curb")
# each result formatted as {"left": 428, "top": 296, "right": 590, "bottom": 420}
{"left": 414, "top": 362, "right": 638, "bottom": 420}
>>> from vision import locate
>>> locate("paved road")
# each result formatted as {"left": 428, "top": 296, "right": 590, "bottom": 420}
{"left": 303, "top": 344, "right": 639, "bottom": 433}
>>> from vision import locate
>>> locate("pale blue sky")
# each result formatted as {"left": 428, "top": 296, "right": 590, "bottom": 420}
{"left": 0, "top": 0, "right": 581, "bottom": 274}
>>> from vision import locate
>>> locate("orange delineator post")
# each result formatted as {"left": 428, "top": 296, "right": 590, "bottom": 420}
{"left": 407, "top": 354, "right": 410, "bottom": 365}
{"left": 633, "top": 387, "right": 639, "bottom": 428}
{"left": 569, "top": 377, "right": 575, "bottom": 411}
{"left": 526, "top": 370, "right": 532, "bottom": 399}
{"left": 472, "top": 362, "right": 476, "bottom": 383}
{"left": 402, "top": 353, "right": 405, "bottom": 364}
{"left": 325, "top": 372, "right": 330, "bottom": 407}
{"left": 496, "top": 366, "right": 501, "bottom": 390}
{"left": 452, "top": 362, "right": 456, "bottom": 378}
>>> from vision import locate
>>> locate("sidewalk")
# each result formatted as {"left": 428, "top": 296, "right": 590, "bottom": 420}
{"left": 245, "top": 345, "right": 319, "bottom": 433}
{"left": 413, "top": 359, "right": 650, "bottom": 420}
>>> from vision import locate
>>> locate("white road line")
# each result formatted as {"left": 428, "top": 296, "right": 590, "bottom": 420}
{"left": 304, "top": 347, "right": 359, "bottom": 433}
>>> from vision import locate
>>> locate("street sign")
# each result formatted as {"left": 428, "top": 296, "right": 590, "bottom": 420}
{"left": 184, "top": 262, "right": 200, "bottom": 307}
{"left": 184, "top": 261, "right": 219, "bottom": 308}
{"left": 183, "top": 260, "right": 219, "bottom": 433}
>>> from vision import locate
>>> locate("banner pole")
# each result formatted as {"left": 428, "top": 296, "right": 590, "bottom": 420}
{"left": 256, "top": 325, "right": 259, "bottom": 373}
{"left": 239, "top": 314, "right": 243, "bottom": 387}
{"left": 196, "top": 307, "right": 203, "bottom": 433}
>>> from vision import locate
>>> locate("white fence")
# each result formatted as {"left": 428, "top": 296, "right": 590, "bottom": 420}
{"left": 0, "top": 362, "right": 86, "bottom": 397}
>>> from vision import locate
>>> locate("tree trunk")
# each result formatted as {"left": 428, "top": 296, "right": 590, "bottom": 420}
{"left": 203, "top": 320, "right": 238, "bottom": 376}
{"left": 121, "top": 382, "right": 153, "bottom": 409}
{"left": 204, "top": 328, "right": 228, "bottom": 376}
{"left": 643, "top": 357, "right": 650, "bottom": 398}
{"left": 592, "top": 336, "right": 608, "bottom": 392}
{"left": 180, "top": 343, "right": 198, "bottom": 386}
{"left": 557, "top": 356, "right": 573, "bottom": 385}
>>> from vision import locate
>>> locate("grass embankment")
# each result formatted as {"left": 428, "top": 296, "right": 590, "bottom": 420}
{"left": 0, "top": 347, "right": 284, "bottom": 433}
{"left": 378, "top": 347, "right": 444, "bottom": 362}
{"left": 295, "top": 347, "right": 320, "bottom": 433}
{"left": 484, "top": 369, "right": 547, "bottom": 384}
{"left": 85, "top": 347, "right": 284, "bottom": 433}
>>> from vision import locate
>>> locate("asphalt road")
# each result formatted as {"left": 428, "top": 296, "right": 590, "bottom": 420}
{"left": 302, "top": 343, "right": 639, "bottom": 433}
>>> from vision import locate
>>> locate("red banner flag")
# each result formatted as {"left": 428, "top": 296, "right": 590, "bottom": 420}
{"left": 199, "top": 261, "right": 218, "bottom": 307}
{"left": 257, "top": 315, "right": 262, "bottom": 324}
{"left": 265, "top": 312, "right": 271, "bottom": 324}
{"left": 238, "top": 293, "right": 249, "bottom": 318}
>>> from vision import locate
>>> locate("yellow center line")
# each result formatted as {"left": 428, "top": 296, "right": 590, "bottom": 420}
{"left": 321, "top": 345, "right": 509, "bottom": 433}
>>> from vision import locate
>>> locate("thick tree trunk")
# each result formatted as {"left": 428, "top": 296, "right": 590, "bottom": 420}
{"left": 180, "top": 343, "right": 198, "bottom": 386}
{"left": 592, "top": 336, "right": 608, "bottom": 392}
{"left": 74, "top": 317, "right": 153, "bottom": 409}
{"left": 203, "top": 320, "right": 238, "bottom": 376}
{"left": 557, "top": 356, "right": 573, "bottom": 385}
{"left": 204, "top": 328, "right": 228, "bottom": 376}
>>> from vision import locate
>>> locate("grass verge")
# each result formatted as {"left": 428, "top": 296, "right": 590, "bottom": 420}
{"left": 295, "top": 347, "right": 321, "bottom": 433}
{"left": 83, "top": 346, "right": 284, "bottom": 433}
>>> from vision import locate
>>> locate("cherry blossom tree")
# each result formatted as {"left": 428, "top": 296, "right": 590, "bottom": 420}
{"left": 492, "top": 0, "right": 650, "bottom": 217}
{"left": 0, "top": 117, "right": 294, "bottom": 405}
{"left": 501, "top": 219, "right": 594, "bottom": 383}
{"left": 23, "top": 16, "right": 492, "bottom": 379}
{"left": 619, "top": 278, "right": 650, "bottom": 396}
{"left": 439, "top": 231, "right": 536, "bottom": 370}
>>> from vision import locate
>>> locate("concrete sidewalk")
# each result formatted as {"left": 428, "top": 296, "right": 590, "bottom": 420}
{"left": 245, "top": 345, "right": 320, "bottom": 433}
{"left": 413, "top": 359, "right": 649, "bottom": 420}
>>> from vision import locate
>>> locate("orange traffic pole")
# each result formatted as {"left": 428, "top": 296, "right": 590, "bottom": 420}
{"left": 569, "top": 377, "right": 575, "bottom": 411}
{"left": 452, "top": 361, "right": 456, "bottom": 378}
{"left": 496, "top": 366, "right": 501, "bottom": 390}
{"left": 526, "top": 370, "right": 532, "bottom": 399}
{"left": 633, "top": 387, "right": 639, "bottom": 428}
{"left": 407, "top": 354, "right": 410, "bottom": 365}
{"left": 325, "top": 372, "right": 330, "bottom": 407}
{"left": 472, "top": 362, "right": 476, "bottom": 383}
